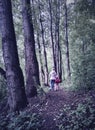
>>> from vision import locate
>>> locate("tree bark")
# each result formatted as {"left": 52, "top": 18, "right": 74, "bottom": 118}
{"left": 21, "top": 0, "right": 40, "bottom": 97}
{"left": 31, "top": 0, "right": 45, "bottom": 85}
{"left": 0, "top": 0, "right": 27, "bottom": 111}
{"left": 64, "top": 0, "right": 71, "bottom": 78}
{"left": 54, "top": 0, "right": 61, "bottom": 75}
{"left": 49, "top": 0, "right": 56, "bottom": 70}
{"left": 38, "top": 0, "right": 49, "bottom": 85}
{"left": 37, "top": 32, "right": 45, "bottom": 84}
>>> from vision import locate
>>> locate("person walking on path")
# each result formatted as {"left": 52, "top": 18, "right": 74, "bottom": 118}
{"left": 49, "top": 67, "right": 57, "bottom": 90}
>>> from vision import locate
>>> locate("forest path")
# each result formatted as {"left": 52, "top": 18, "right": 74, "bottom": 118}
{"left": 28, "top": 89, "right": 80, "bottom": 130}
{"left": 28, "top": 88, "right": 95, "bottom": 130}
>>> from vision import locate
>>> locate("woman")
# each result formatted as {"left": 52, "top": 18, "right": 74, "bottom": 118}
{"left": 49, "top": 67, "right": 57, "bottom": 90}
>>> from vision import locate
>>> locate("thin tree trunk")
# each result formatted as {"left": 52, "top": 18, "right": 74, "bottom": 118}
{"left": 38, "top": 0, "right": 49, "bottom": 85}
{"left": 37, "top": 32, "right": 45, "bottom": 84}
{"left": 59, "top": 48, "right": 62, "bottom": 80}
{"left": 57, "top": 1, "right": 62, "bottom": 80}
{"left": 49, "top": 0, "right": 56, "bottom": 70}
{"left": 54, "top": 0, "right": 62, "bottom": 80}
{"left": 64, "top": 0, "right": 71, "bottom": 78}
{"left": 0, "top": 0, "right": 27, "bottom": 111}
{"left": 55, "top": 0, "right": 59, "bottom": 74}
{"left": 21, "top": 0, "right": 40, "bottom": 97}
{"left": 32, "top": 0, "right": 45, "bottom": 84}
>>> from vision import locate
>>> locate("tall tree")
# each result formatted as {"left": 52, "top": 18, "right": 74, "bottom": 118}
{"left": 38, "top": 0, "right": 49, "bottom": 85}
{"left": 64, "top": 0, "right": 71, "bottom": 78}
{"left": 21, "top": 0, "right": 40, "bottom": 97}
{"left": 37, "top": 31, "right": 45, "bottom": 84}
{"left": 0, "top": 0, "right": 27, "bottom": 111}
{"left": 48, "top": 0, "right": 56, "bottom": 70}
{"left": 54, "top": 0, "right": 62, "bottom": 80}
{"left": 48, "top": 0, "right": 62, "bottom": 80}
{"left": 31, "top": 0, "right": 45, "bottom": 85}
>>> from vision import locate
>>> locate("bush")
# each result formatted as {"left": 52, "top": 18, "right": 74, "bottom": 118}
{"left": 57, "top": 101, "right": 95, "bottom": 130}
{"left": 0, "top": 111, "right": 42, "bottom": 130}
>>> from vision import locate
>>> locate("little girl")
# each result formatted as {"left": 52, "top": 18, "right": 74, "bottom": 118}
{"left": 54, "top": 75, "right": 61, "bottom": 91}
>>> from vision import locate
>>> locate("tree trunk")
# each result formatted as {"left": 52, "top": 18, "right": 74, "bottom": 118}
{"left": 59, "top": 48, "right": 62, "bottom": 80}
{"left": 37, "top": 32, "right": 45, "bottom": 84}
{"left": 21, "top": 0, "right": 40, "bottom": 97}
{"left": 38, "top": 0, "right": 49, "bottom": 85}
{"left": 0, "top": 0, "right": 27, "bottom": 112}
{"left": 49, "top": 0, "right": 56, "bottom": 70}
{"left": 31, "top": 0, "right": 45, "bottom": 85}
{"left": 57, "top": 1, "right": 62, "bottom": 81}
{"left": 52, "top": 0, "right": 62, "bottom": 80}
{"left": 64, "top": 0, "right": 71, "bottom": 78}
{"left": 54, "top": 0, "right": 60, "bottom": 74}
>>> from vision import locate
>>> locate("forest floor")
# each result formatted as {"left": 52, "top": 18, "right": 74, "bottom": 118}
{"left": 0, "top": 87, "right": 95, "bottom": 130}
{"left": 27, "top": 87, "right": 95, "bottom": 130}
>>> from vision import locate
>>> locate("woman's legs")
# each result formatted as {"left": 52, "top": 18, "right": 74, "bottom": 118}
{"left": 50, "top": 80, "right": 55, "bottom": 90}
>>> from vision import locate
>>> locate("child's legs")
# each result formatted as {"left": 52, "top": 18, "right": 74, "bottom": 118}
{"left": 55, "top": 83, "right": 59, "bottom": 90}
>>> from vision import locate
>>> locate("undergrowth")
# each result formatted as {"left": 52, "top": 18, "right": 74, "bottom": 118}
{"left": 57, "top": 97, "right": 95, "bottom": 130}
{"left": 0, "top": 110, "right": 42, "bottom": 130}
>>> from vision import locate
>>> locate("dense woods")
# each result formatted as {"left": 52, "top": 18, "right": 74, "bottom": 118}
{"left": 0, "top": 0, "right": 95, "bottom": 129}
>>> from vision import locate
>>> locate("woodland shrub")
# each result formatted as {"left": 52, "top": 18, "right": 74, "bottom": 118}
{"left": 57, "top": 100, "right": 95, "bottom": 130}
{"left": 71, "top": 43, "right": 95, "bottom": 91}
{"left": 0, "top": 111, "right": 42, "bottom": 130}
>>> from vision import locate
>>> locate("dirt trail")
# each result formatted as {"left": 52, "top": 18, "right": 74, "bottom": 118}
{"left": 29, "top": 89, "right": 73, "bottom": 130}
{"left": 28, "top": 88, "right": 95, "bottom": 130}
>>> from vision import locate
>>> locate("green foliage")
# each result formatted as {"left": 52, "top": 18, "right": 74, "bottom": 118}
{"left": 71, "top": 43, "right": 95, "bottom": 90}
{"left": 69, "top": 0, "right": 95, "bottom": 90}
{"left": 76, "top": 0, "right": 95, "bottom": 17}
{"left": 0, "top": 111, "right": 42, "bottom": 130}
{"left": 0, "top": 76, "right": 7, "bottom": 101}
{"left": 57, "top": 99, "right": 95, "bottom": 130}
